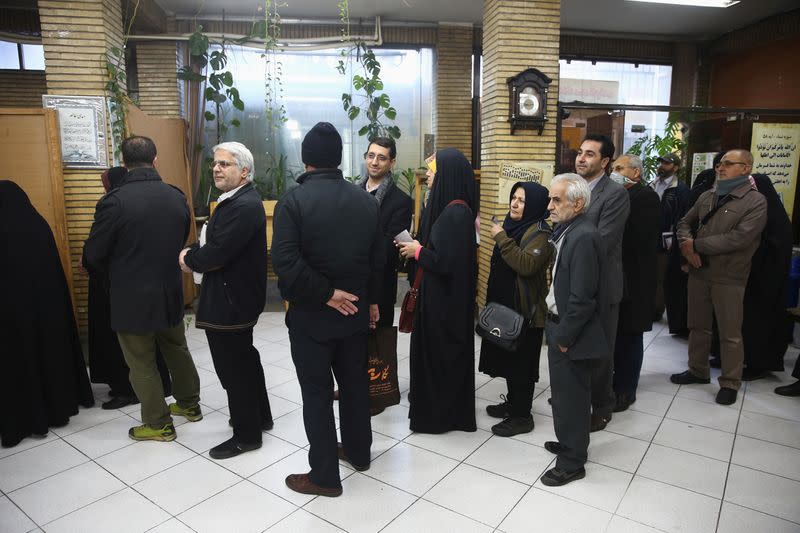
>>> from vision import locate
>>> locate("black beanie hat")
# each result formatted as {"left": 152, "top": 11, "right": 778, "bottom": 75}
{"left": 302, "top": 122, "right": 343, "bottom": 168}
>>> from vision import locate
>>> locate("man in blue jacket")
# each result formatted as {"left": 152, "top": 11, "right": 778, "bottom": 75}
{"left": 542, "top": 173, "right": 609, "bottom": 487}
{"left": 181, "top": 142, "right": 272, "bottom": 460}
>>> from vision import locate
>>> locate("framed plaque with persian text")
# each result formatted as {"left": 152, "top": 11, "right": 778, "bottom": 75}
{"left": 42, "top": 95, "right": 109, "bottom": 169}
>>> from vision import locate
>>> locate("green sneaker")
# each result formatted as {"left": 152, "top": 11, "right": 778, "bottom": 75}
{"left": 169, "top": 402, "right": 203, "bottom": 422}
{"left": 129, "top": 423, "right": 176, "bottom": 442}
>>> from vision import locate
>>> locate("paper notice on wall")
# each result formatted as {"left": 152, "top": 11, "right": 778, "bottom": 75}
{"left": 691, "top": 152, "right": 717, "bottom": 183}
{"left": 498, "top": 161, "right": 555, "bottom": 204}
{"left": 559, "top": 79, "right": 619, "bottom": 104}
{"left": 750, "top": 123, "right": 800, "bottom": 219}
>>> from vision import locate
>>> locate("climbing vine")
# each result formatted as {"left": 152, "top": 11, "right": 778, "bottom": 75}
{"left": 105, "top": 0, "right": 140, "bottom": 159}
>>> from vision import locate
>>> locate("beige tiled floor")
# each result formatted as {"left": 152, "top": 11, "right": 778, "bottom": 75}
{"left": 2, "top": 311, "right": 799, "bottom": 533}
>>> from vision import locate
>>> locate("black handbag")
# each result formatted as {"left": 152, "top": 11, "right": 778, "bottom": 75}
{"left": 475, "top": 302, "right": 526, "bottom": 352}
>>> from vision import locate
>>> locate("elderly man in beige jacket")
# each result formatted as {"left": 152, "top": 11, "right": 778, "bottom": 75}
{"left": 671, "top": 149, "right": 767, "bottom": 405}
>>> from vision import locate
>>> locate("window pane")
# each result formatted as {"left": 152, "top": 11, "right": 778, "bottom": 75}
{"left": 0, "top": 40, "right": 20, "bottom": 69}
{"left": 21, "top": 44, "right": 45, "bottom": 70}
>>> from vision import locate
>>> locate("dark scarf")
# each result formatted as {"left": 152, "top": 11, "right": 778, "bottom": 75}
{"left": 550, "top": 214, "right": 581, "bottom": 244}
{"left": 418, "top": 148, "right": 476, "bottom": 245}
{"left": 357, "top": 172, "right": 394, "bottom": 206}
{"left": 716, "top": 175, "right": 749, "bottom": 197}
{"left": 502, "top": 181, "right": 550, "bottom": 244}
{"left": 101, "top": 166, "right": 128, "bottom": 193}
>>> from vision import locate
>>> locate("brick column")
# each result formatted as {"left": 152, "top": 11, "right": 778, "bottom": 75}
{"left": 39, "top": 0, "right": 124, "bottom": 331}
{"left": 434, "top": 24, "right": 474, "bottom": 159}
{"left": 136, "top": 41, "right": 182, "bottom": 117}
{"left": 479, "top": 0, "right": 561, "bottom": 306}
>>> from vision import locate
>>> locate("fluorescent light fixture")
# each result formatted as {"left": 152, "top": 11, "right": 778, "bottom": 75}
{"left": 626, "top": 0, "right": 740, "bottom": 7}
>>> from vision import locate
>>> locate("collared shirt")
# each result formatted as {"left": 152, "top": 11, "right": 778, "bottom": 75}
{"left": 585, "top": 174, "right": 603, "bottom": 191}
{"left": 217, "top": 181, "right": 247, "bottom": 203}
{"left": 652, "top": 174, "right": 676, "bottom": 200}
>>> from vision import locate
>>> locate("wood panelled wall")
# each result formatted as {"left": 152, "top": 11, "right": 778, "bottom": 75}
{"left": 435, "top": 25, "right": 473, "bottom": 161}
{"left": 0, "top": 71, "right": 46, "bottom": 108}
{"left": 39, "top": 0, "right": 124, "bottom": 331}
{"left": 479, "top": 0, "right": 560, "bottom": 307}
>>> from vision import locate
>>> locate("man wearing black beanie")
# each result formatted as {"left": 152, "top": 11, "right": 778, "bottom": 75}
{"left": 272, "top": 122, "right": 385, "bottom": 497}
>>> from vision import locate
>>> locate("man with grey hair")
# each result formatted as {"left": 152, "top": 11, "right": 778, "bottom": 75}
{"left": 180, "top": 141, "right": 273, "bottom": 459}
{"left": 541, "top": 173, "right": 609, "bottom": 486}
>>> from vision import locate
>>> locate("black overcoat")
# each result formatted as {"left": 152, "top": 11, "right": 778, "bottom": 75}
{"left": 373, "top": 180, "right": 412, "bottom": 326}
{"left": 619, "top": 183, "right": 661, "bottom": 334}
{"left": 660, "top": 182, "right": 691, "bottom": 334}
{"left": 83, "top": 167, "right": 190, "bottom": 333}
{"left": 184, "top": 183, "right": 267, "bottom": 331}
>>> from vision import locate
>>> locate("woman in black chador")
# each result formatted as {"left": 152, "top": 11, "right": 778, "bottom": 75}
{"left": 86, "top": 167, "right": 172, "bottom": 409}
{"left": 479, "top": 182, "right": 553, "bottom": 437}
{"left": 0, "top": 181, "right": 94, "bottom": 448}
{"left": 398, "top": 148, "right": 477, "bottom": 434}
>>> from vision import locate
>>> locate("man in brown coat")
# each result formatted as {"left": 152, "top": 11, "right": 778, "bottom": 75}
{"left": 671, "top": 149, "right": 767, "bottom": 405}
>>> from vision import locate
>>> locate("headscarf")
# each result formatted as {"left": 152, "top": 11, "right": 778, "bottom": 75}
{"left": 101, "top": 166, "right": 128, "bottom": 193}
{"left": 502, "top": 181, "right": 549, "bottom": 244}
{"left": 418, "top": 148, "right": 476, "bottom": 245}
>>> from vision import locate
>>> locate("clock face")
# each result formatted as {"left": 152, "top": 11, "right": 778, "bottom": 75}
{"left": 519, "top": 87, "right": 540, "bottom": 117}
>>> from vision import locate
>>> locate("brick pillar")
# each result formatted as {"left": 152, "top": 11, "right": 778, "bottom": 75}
{"left": 478, "top": 0, "right": 561, "bottom": 306}
{"left": 39, "top": 0, "right": 124, "bottom": 331}
{"left": 434, "top": 24, "right": 474, "bottom": 159}
{"left": 136, "top": 41, "right": 182, "bottom": 117}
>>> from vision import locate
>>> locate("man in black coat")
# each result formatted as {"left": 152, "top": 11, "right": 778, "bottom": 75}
{"left": 542, "top": 173, "right": 609, "bottom": 487}
{"left": 180, "top": 141, "right": 273, "bottom": 460}
{"left": 650, "top": 153, "right": 691, "bottom": 336}
{"left": 272, "top": 122, "right": 384, "bottom": 497}
{"left": 609, "top": 155, "right": 661, "bottom": 412}
{"left": 357, "top": 137, "right": 412, "bottom": 328}
{"left": 83, "top": 136, "right": 201, "bottom": 442}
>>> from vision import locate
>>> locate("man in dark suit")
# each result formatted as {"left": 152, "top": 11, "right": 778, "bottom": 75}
{"left": 357, "top": 137, "right": 412, "bottom": 330}
{"left": 575, "top": 133, "right": 630, "bottom": 431}
{"left": 542, "top": 173, "right": 609, "bottom": 487}
{"left": 180, "top": 141, "right": 273, "bottom": 460}
{"left": 609, "top": 155, "right": 661, "bottom": 412}
{"left": 83, "top": 136, "right": 201, "bottom": 442}
{"left": 272, "top": 122, "right": 384, "bottom": 497}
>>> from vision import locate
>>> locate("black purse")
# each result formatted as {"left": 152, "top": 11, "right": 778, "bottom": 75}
{"left": 475, "top": 302, "right": 526, "bottom": 352}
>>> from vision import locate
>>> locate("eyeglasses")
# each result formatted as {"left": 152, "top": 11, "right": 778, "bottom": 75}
{"left": 210, "top": 160, "right": 238, "bottom": 169}
{"left": 365, "top": 153, "right": 390, "bottom": 163}
{"left": 718, "top": 160, "right": 746, "bottom": 168}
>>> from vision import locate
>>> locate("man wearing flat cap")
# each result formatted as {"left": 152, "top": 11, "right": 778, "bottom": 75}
{"left": 272, "top": 122, "right": 384, "bottom": 497}
{"left": 650, "top": 153, "right": 691, "bottom": 336}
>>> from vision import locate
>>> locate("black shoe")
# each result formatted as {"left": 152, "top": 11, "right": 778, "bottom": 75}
{"left": 101, "top": 396, "right": 139, "bottom": 410}
{"left": 547, "top": 397, "right": 552, "bottom": 406}
{"left": 486, "top": 395, "right": 510, "bottom": 419}
{"left": 709, "top": 356, "right": 722, "bottom": 369}
{"left": 670, "top": 370, "right": 710, "bottom": 385}
{"left": 540, "top": 466, "right": 586, "bottom": 487}
{"left": 337, "top": 443, "right": 369, "bottom": 471}
{"left": 491, "top": 416, "right": 534, "bottom": 437}
{"left": 209, "top": 437, "right": 261, "bottom": 460}
{"left": 228, "top": 418, "right": 274, "bottom": 431}
{"left": 590, "top": 412, "right": 611, "bottom": 432}
{"left": 544, "top": 441, "right": 566, "bottom": 455}
{"left": 775, "top": 380, "right": 800, "bottom": 397}
{"left": 612, "top": 393, "right": 636, "bottom": 413}
{"left": 741, "top": 368, "right": 769, "bottom": 381}
{"left": 716, "top": 387, "right": 737, "bottom": 405}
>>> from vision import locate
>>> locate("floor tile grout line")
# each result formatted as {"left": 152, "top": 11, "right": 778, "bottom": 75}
{"left": 715, "top": 385, "right": 748, "bottom": 533}
{"left": 718, "top": 499, "right": 800, "bottom": 527}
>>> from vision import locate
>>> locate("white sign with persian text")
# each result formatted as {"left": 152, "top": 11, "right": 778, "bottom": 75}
{"left": 750, "top": 123, "right": 800, "bottom": 219}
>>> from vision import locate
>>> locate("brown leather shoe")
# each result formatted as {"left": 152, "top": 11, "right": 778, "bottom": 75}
{"left": 337, "top": 443, "right": 369, "bottom": 471}
{"left": 285, "top": 473, "right": 342, "bottom": 497}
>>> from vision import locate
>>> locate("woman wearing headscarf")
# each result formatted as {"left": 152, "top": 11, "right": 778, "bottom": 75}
{"left": 0, "top": 181, "right": 94, "bottom": 447}
{"left": 398, "top": 148, "right": 477, "bottom": 433}
{"left": 479, "top": 182, "right": 553, "bottom": 437}
{"left": 85, "top": 167, "right": 172, "bottom": 409}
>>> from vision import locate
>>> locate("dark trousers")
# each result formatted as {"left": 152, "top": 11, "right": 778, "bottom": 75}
{"left": 612, "top": 332, "right": 644, "bottom": 396}
{"left": 792, "top": 356, "right": 800, "bottom": 380}
{"left": 592, "top": 302, "right": 619, "bottom": 417}
{"left": 653, "top": 251, "right": 668, "bottom": 319}
{"left": 289, "top": 329, "right": 372, "bottom": 489}
{"left": 506, "top": 327, "right": 544, "bottom": 418}
{"left": 548, "top": 344, "right": 594, "bottom": 471}
{"left": 206, "top": 328, "right": 272, "bottom": 444}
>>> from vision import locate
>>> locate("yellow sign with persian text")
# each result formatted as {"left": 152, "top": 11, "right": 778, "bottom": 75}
{"left": 750, "top": 123, "right": 800, "bottom": 219}
{"left": 498, "top": 161, "right": 555, "bottom": 204}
